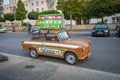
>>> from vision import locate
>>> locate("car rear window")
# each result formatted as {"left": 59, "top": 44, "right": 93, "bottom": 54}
{"left": 45, "top": 33, "right": 58, "bottom": 41}
{"left": 95, "top": 25, "right": 108, "bottom": 29}
{"left": 33, "top": 33, "right": 44, "bottom": 40}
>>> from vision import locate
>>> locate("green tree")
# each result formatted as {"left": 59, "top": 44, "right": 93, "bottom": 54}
{"left": 57, "top": 0, "right": 78, "bottom": 29}
{"left": 72, "top": 1, "right": 91, "bottom": 24}
{"left": 4, "top": 13, "right": 15, "bottom": 31}
{"left": 28, "top": 11, "right": 39, "bottom": 20}
{"left": 57, "top": 0, "right": 91, "bottom": 29}
{"left": 111, "top": 0, "right": 120, "bottom": 14}
{"left": 0, "top": 16, "right": 5, "bottom": 22}
{"left": 40, "top": 10, "right": 60, "bottom": 14}
{"left": 16, "top": 0, "right": 27, "bottom": 23}
{"left": 87, "top": 0, "right": 120, "bottom": 23}
{"left": 4, "top": 13, "right": 14, "bottom": 21}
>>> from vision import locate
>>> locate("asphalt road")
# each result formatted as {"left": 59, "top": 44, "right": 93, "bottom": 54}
{"left": 0, "top": 31, "right": 120, "bottom": 74}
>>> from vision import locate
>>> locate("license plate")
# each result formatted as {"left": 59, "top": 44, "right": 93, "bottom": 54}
{"left": 97, "top": 32, "right": 103, "bottom": 34}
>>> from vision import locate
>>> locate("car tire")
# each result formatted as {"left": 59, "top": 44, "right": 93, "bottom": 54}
{"left": 91, "top": 34, "right": 94, "bottom": 37}
{"left": 29, "top": 48, "right": 39, "bottom": 58}
{"left": 65, "top": 52, "right": 78, "bottom": 65}
{"left": 4, "top": 30, "right": 7, "bottom": 33}
{"left": 118, "top": 33, "right": 120, "bottom": 37}
{"left": 107, "top": 33, "right": 109, "bottom": 37}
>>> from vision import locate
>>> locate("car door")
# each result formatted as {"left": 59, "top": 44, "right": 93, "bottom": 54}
{"left": 31, "top": 33, "right": 45, "bottom": 54}
{"left": 40, "top": 33, "right": 61, "bottom": 57}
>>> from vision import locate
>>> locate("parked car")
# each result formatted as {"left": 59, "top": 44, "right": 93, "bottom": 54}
{"left": 91, "top": 24, "right": 110, "bottom": 37}
{"left": 21, "top": 30, "right": 91, "bottom": 65}
{"left": 0, "top": 26, "right": 7, "bottom": 33}
{"left": 116, "top": 21, "right": 120, "bottom": 37}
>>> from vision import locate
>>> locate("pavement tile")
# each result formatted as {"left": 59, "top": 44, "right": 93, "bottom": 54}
{"left": 0, "top": 53, "right": 120, "bottom": 80}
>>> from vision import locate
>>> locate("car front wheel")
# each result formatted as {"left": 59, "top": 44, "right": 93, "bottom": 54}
{"left": 65, "top": 52, "right": 78, "bottom": 65}
{"left": 29, "top": 48, "right": 39, "bottom": 58}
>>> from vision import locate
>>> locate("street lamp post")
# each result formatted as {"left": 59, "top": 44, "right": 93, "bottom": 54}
{"left": 12, "top": 0, "right": 16, "bottom": 32}
{"left": 12, "top": 0, "right": 16, "bottom": 21}
{"left": 13, "top": 6, "right": 16, "bottom": 21}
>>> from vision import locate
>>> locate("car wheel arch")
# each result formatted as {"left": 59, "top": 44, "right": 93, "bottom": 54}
{"left": 64, "top": 51, "right": 78, "bottom": 64}
{"left": 29, "top": 48, "right": 39, "bottom": 58}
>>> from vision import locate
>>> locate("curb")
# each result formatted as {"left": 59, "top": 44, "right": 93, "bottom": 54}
{"left": 0, "top": 52, "right": 120, "bottom": 80}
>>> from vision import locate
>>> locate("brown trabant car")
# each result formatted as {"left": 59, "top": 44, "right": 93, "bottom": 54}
{"left": 21, "top": 30, "right": 91, "bottom": 64}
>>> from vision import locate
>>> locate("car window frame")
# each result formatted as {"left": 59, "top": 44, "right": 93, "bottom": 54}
{"left": 45, "top": 33, "right": 58, "bottom": 42}
{"left": 58, "top": 31, "right": 70, "bottom": 41}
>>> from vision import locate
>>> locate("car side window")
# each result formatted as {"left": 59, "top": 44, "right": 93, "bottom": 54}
{"left": 33, "top": 33, "right": 44, "bottom": 40}
{"left": 45, "top": 33, "right": 58, "bottom": 41}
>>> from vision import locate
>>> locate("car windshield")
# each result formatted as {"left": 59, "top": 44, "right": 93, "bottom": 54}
{"left": 58, "top": 31, "right": 70, "bottom": 40}
{"left": 95, "top": 25, "right": 108, "bottom": 29}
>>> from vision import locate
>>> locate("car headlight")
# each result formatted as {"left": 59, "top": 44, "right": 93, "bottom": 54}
{"left": 82, "top": 47, "right": 85, "bottom": 51}
{"left": 104, "top": 30, "right": 108, "bottom": 32}
{"left": 92, "top": 30, "right": 95, "bottom": 32}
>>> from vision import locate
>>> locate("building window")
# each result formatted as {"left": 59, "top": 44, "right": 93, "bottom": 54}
{"left": 32, "top": 3, "right": 34, "bottom": 6}
{"left": 41, "top": 1, "right": 43, "bottom": 4}
{"left": 15, "top": 0, "right": 16, "bottom": 3}
{"left": 36, "top": 2, "right": 39, "bottom": 6}
{"left": 36, "top": 8, "right": 39, "bottom": 12}
{"left": 6, "top": 7, "right": 8, "bottom": 10}
{"left": 26, "top": 4, "right": 28, "bottom": 6}
{"left": 112, "top": 17, "right": 115, "bottom": 24}
{"left": 41, "top": 8, "right": 44, "bottom": 11}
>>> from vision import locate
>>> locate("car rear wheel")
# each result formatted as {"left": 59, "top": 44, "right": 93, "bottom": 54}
{"left": 65, "top": 52, "right": 78, "bottom": 65}
{"left": 29, "top": 48, "right": 39, "bottom": 58}
{"left": 107, "top": 33, "right": 109, "bottom": 37}
{"left": 4, "top": 30, "right": 7, "bottom": 33}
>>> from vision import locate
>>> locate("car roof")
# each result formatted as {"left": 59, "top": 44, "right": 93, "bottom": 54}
{"left": 95, "top": 24, "right": 108, "bottom": 28}
{"left": 41, "top": 30, "right": 63, "bottom": 34}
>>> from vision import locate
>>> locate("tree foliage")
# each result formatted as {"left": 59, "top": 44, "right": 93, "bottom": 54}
{"left": 4, "top": 13, "right": 14, "bottom": 21}
{"left": 111, "top": 0, "right": 120, "bottom": 14}
{"left": 16, "top": 0, "right": 27, "bottom": 21}
{"left": 39, "top": 10, "right": 60, "bottom": 14}
{"left": 57, "top": 0, "right": 120, "bottom": 24}
{"left": 28, "top": 11, "right": 39, "bottom": 20}
{"left": 87, "top": 0, "right": 120, "bottom": 23}
{"left": 57, "top": 0, "right": 80, "bottom": 28}
{"left": 57, "top": 0, "right": 91, "bottom": 20}
{"left": 0, "top": 16, "right": 5, "bottom": 22}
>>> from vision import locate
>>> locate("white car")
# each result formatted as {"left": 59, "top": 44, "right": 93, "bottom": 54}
{"left": 0, "top": 26, "right": 7, "bottom": 33}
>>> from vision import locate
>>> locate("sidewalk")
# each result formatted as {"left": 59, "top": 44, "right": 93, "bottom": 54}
{"left": 0, "top": 52, "right": 120, "bottom": 80}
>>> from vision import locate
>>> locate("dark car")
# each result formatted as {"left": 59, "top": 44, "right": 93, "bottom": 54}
{"left": 91, "top": 24, "right": 110, "bottom": 37}
{"left": 0, "top": 26, "right": 7, "bottom": 33}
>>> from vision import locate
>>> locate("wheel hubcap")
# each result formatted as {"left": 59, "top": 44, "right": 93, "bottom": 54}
{"left": 66, "top": 55, "right": 75, "bottom": 64}
{"left": 30, "top": 50, "right": 36, "bottom": 57}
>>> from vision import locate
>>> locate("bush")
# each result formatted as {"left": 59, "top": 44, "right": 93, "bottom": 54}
{"left": 22, "top": 22, "right": 27, "bottom": 26}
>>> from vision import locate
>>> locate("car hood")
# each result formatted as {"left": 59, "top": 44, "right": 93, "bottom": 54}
{"left": 93, "top": 28, "right": 108, "bottom": 31}
{"left": 63, "top": 38, "right": 91, "bottom": 48}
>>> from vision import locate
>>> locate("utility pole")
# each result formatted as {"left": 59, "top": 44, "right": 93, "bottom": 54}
{"left": 11, "top": 0, "right": 17, "bottom": 32}
{"left": 11, "top": 0, "right": 16, "bottom": 21}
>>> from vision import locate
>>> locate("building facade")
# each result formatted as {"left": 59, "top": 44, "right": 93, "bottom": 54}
{"left": 3, "top": 0, "right": 120, "bottom": 25}
{"left": 3, "top": 0, "right": 48, "bottom": 14}
{"left": 0, "top": 0, "right": 3, "bottom": 16}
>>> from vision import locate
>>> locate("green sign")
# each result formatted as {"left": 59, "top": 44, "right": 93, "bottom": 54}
{"left": 36, "top": 14, "right": 63, "bottom": 29}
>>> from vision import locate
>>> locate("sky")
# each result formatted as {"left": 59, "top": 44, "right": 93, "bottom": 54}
{"left": 4, "top": 0, "right": 9, "bottom": 4}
